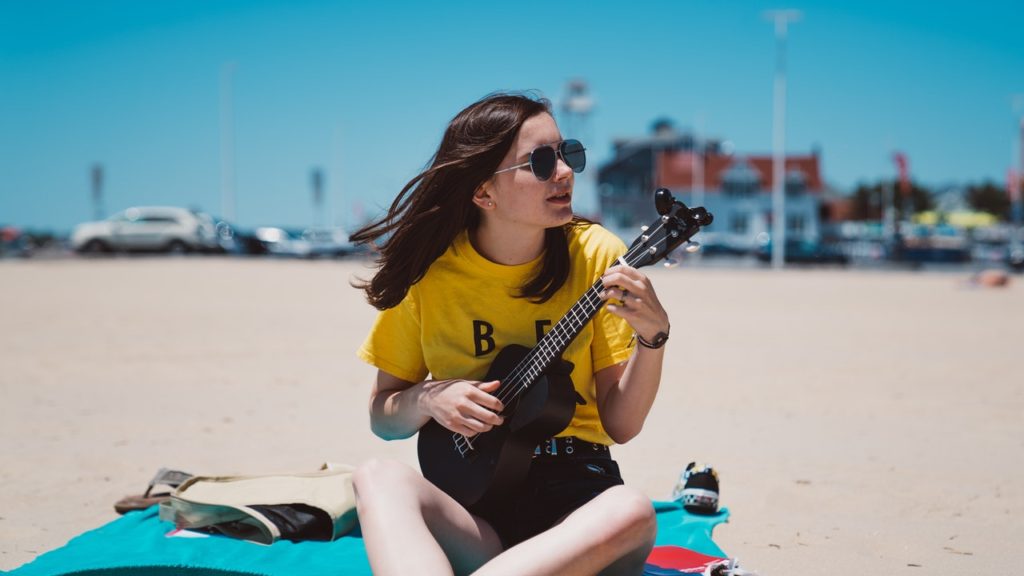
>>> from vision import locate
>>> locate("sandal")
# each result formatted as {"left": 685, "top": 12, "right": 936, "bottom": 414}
{"left": 114, "top": 467, "right": 193, "bottom": 515}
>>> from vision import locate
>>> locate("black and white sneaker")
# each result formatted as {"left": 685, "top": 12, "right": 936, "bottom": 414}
{"left": 672, "top": 461, "right": 720, "bottom": 515}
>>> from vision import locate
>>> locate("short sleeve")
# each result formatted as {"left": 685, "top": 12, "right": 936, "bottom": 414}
{"left": 356, "top": 289, "right": 429, "bottom": 383}
{"left": 591, "top": 306, "right": 636, "bottom": 372}
{"left": 583, "top": 229, "right": 637, "bottom": 372}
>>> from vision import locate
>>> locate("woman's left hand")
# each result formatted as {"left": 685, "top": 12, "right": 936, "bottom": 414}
{"left": 599, "top": 264, "right": 670, "bottom": 345}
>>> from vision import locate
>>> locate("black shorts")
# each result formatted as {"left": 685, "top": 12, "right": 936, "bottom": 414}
{"left": 480, "top": 457, "right": 625, "bottom": 548}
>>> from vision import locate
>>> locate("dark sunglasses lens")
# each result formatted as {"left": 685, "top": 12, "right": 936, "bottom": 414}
{"left": 530, "top": 145, "right": 557, "bottom": 181}
{"left": 561, "top": 140, "right": 586, "bottom": 173}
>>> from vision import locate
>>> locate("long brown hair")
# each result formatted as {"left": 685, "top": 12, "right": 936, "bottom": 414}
{"left": 350, "top": 92, "right": 585, "bottom": 311}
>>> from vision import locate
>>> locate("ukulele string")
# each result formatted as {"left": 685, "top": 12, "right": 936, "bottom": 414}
{"left": 489, "top": 217, "right": 673, "bottom": 407}
{"left": 452, "top": 220, "right": 676, "bottom": 451}
{"left": 452, "top": 219, "right": 676, "bottom": 453}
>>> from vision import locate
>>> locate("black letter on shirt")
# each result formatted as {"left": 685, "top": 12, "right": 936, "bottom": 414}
{"left": 473, "top": 320, "right": 495, "bottom": 357}
{"left": 535, "top": 320, "right": 552, "bottom": 343}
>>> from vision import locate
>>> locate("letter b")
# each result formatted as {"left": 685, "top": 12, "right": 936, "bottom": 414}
{"left": 473, "top": 320, "right": 495, "bottom": 357}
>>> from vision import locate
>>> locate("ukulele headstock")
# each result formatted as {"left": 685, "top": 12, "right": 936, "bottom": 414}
{"left": 626, "top": 188, "right": 714, "bottom": 269}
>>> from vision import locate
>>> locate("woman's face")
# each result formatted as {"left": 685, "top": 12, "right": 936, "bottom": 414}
{"left": 485, "top": 113, "right": 575, "bottom": 230}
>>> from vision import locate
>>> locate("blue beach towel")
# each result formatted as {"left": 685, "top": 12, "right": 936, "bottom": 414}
{"left": 8, "top": 501, "right": 729, "bottom": 576}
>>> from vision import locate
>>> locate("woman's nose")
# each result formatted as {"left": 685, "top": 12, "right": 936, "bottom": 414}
{"left": 553, "top": 155, "right": 573, "bottom": 181}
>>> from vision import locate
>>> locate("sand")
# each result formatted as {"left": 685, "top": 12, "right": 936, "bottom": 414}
{"left": 1, "top": 257, "right": 1022, "bottom": 574}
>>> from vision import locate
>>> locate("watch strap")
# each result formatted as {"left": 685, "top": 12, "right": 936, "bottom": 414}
{"left": 636, "top": 325, "right": 670, "bottom": 349}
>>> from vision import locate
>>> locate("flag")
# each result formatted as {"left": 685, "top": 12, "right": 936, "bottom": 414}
{"left": 892, "top": 152, "right": 910, "bottom": 196}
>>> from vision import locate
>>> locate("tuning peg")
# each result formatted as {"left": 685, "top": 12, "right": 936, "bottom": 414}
{"left": 663, "top": 258, "right": 679, "bottom": 269}
{"left": 691, "top": 207, "right": 713, "bottom": 226}
{"left": 654, "top": 188, "right": 674, "bottom": 215}
{"left": 640, "top": 225, "right": 649, "bottom": 232}
{"left": 684, "top": 241, "right": 701, "bottom": 253}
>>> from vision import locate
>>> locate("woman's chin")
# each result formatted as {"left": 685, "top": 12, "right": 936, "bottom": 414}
{"left": 547, "top": 203, "right": 575, "bottom": 224}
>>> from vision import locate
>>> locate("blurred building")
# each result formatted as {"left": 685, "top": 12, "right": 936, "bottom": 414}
{"left": 597, "top": 120, "right": 825, "bottom": 250}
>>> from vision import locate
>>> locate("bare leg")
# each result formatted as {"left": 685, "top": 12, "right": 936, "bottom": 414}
{"left": 352, "top": 459, "right": 504, "bottom": 576}
{"left": 472, "top": 485, "right": 657, "bottom": 576}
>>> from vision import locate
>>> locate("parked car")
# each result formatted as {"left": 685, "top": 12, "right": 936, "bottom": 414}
{"left": 756, "top": 239, "right": 850, "bottom": 266}
{"left": 71, "top": 207, "right": 218, "bottom": 254}
{"left": 237, "top": 226, "right": 363, "bottom": 258}
{"left": 1, "top": 226, "right": 31, "bottom": 258}
{"left": 892, "top": 234, "right": 971, "bottom": 265}
{"left": 698, "top": 241, "right": 750, "bottom": 258}
{"left": 197, "top": 214, "right": 240, "bottom": 254}
{"left": 242, "top": 227, "right": 314, "bottom": 258}
{"left": 301, "top": 228, "right": 361, "bottom": 258}
{"left": 1006, "top": 247, "right": 1024, "bottom": 273}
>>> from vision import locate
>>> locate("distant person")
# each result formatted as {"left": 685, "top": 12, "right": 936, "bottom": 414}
{"left": 349, "top": 92, "right": 672, "bottom": 575}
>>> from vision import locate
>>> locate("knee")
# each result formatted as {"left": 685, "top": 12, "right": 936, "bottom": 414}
{"left": 598, "top": 486, "right": 657, "bottom": 547}
{"left": 352, "top": 458, "right": 417, "bottom": 500}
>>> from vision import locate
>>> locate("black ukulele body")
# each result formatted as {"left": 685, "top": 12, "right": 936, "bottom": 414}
{"left": 417, "top": 344, "right": 576, "bottom": 515}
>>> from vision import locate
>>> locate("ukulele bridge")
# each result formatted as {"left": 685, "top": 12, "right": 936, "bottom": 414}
{"left": 452, "top": 432, "right": 475, "bottom": 457}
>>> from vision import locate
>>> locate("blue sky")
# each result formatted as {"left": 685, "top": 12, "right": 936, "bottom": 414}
{"left": 2, "top": 0, "right": 1022, "bottom": 231}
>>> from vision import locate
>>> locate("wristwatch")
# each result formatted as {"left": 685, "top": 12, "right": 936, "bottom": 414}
{"left": 636, "top": 324, "right": 670, "bottom": 349}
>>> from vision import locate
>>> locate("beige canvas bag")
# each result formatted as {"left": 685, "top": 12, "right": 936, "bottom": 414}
{"left": 158, "top": 463, "right": 357, "bottom": 545}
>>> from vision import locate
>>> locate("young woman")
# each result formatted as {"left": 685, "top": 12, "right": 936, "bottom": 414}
{"left": 350, "top": 93, "right": 671, "bottom": 576}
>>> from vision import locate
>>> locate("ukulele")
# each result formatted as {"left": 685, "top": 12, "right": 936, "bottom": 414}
{"left": 417, "top": 189, "right": 713, "bottom": 514}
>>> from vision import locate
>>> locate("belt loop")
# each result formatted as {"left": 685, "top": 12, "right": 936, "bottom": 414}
{"left": 532, "top": 436, "right": 610, "bottom": 460}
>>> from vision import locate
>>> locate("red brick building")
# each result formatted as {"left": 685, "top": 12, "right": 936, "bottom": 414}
{"left": 597, "top": 124, "right": 826, "bottom": 249}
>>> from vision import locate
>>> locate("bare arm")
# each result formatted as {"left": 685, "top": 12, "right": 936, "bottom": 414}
{"left": 593, "top": 264, "right": 670, "bottom": 444}
{"left": 594, "top": 346, "right": 665, "bottom": 444}
{"left": 369, "top": 370, "right": 506, "bottom": 441}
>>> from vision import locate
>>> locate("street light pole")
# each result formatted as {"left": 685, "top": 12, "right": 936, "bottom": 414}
{"left": 220, "top": 62, "right": 236, "bottom": 222}
{"left": 311, "top": 167, "right": 324, "bottom": 229}
{"left": 90, "top": 164, "right": 104, "bottom": 221}
{"left": 693, "top": 113, "right": 705, "bottom": 212}
{"left": 692, "top": 113, "right": 705, "bottom": 262}
{"left": 764, "top": 9, "right": 801, "bottom": 270}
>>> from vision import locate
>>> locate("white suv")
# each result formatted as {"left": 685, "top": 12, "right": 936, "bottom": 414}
{"left": 71, "top": 206, "right": 217, "bottom": 254}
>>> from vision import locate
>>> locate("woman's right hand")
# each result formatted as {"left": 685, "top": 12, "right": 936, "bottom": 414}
{"left": 418, "top": 379, "right": 505, "bottom": 436}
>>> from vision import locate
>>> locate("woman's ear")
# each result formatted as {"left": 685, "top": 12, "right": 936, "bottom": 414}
{"left": 472, "top": 181, "right": 496, "bottom": 210}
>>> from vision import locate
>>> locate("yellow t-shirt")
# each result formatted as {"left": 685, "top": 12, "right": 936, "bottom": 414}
{"left": 357, "top": 223, "right": 636, "bottom": 445}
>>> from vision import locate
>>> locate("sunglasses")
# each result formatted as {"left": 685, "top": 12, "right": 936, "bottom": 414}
{"left": 493, "top": 139, "right": 586, "bottom": 181}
